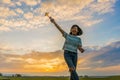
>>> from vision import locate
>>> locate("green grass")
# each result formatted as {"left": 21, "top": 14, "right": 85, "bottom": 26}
{"left": 80, "top": 76, "right": 120, "bottom": 80}
{"left": 0, "top": 76, "right": 120, "bottom": 80}
{"left": 0, "top": 77, "right": 68, "bottom": 80}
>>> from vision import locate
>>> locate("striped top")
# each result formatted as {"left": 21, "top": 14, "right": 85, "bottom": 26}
{"left": 62, "top": 32, "right": 82, "bottom": 53}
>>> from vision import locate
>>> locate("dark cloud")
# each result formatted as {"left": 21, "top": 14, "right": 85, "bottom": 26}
{"left": 83, "top": 41, "right": 120, "bottom": 68}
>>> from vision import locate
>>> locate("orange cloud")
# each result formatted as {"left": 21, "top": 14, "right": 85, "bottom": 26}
{"left": 2, "top": 0, "right": 11, "bottom": 4}
{"left": 94, "top": 64, "right": 120, "bottom": 72}
{"left": 0, "top": 49, "right": 100, "bottom": 73}
{"left": 0, "top": 7, "right": 17, "bottom": 18}
{"left": 0, "top": 51, "right": 68, "bottom": 73}
{"left": 15, "top": 8, "right": 24, "bottom": 14}
{"left": 0, "top": 41, "right": 120, "bottom": 75}
{"left": 22, "top": 0, "right": 40, "bottom": 6}
{"left": 24, "top": 12, "right": 34, "bottom": 19}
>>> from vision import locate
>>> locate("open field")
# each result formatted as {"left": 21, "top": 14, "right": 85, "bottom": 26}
{"left": 0, "top": 75, "right": 120, "bottom": 80}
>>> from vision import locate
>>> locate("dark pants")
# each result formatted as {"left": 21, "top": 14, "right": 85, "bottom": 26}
{"left": 64, "top": 50, "right": 79, "bottom": 80}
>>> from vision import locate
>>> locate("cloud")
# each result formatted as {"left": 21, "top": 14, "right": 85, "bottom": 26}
{"left": 40, "top": 0, "right": 116, "bottom": 26}
{"left": 0, "top": 7, "right": 17, "bottom": 18}
{"left": 0, "top": 42, "right": 30, "bottom": 55}
{"left": 88, "top": 0, "right": 116, "bottom": 14}
{"left": 0, "top": 15, "right": 48, "bottom": 31}
{"left": 21, "top": 0, "right": 41, "bottom": 6}
{"left": 40, "top": 0, "right": 93, "bottom": 20}
{"left": 0, "top": 42, "right": 15, "bottom": 52}
{"left": 0, "top": 41, "right": 120, "bottom": 75}
{"left": 24, "top": 12, "right": 34, "bottom": 19}
{"left": 15, "top": 8, "right": 24, "bottom": 14}
{"left": 2, "top": 0, "right": 11, "bottom": 4}
{"left": 81, "top": 19, "right": 103, "bottom": 27}
{"left": 0, "top": 0, "right": 117, "bottom": 31}
{"left": 105, "top": 39, "right": 120, "bottom": 47}
{"left": 94, "top": 64, "right": 120, "bottom": 72}
{"left": 37, "top": 0, "right": 115, "bottom": 26}
{"left": 0, "top": 50, "right": 67, "bottom": 73}
{"left": 80, "top": 41, "right": 120, "bottom": 69}
{"left": 15, "top": 1, "right": 22, "bottom": 6}
{"left": 0, "top": 26, "right": 11, "bottom": 31}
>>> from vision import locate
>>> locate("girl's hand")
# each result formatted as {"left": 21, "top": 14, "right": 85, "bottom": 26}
{"left": 78, "top": 47, "right": 85, "bottom": 53}
{"left": 50, "top": 17, "right": 55, "bottom": 23}
{"left": 80, "top": 48, "right": 85, "bottom": 53}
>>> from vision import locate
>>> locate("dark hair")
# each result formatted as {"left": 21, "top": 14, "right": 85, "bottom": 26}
{"left": 69, "top": 24, "right": 83, "bottom": 36}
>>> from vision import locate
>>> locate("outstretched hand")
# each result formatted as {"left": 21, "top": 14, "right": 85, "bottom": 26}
{"left": 49, "top": 17, "right": 55, "bottom": 23}
{"left": 45, "top": 12, "right": 64, "bottom": 34}
{"left": 45, "top": 12, "right": 55, "bottom": 23}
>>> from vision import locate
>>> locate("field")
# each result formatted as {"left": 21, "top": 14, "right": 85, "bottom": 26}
{"left": 0, "top": 76, "right": 120, "bottom": 80}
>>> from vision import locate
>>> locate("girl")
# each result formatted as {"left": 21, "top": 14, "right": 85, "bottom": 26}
{"left": 49, "top": 17, "right": 84, "bottom": 80}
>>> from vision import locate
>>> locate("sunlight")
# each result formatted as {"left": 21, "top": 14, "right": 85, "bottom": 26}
{"left": 23, "top": 58, "right": 65, "bottom": 72}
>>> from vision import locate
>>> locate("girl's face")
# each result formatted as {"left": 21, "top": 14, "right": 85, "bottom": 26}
{"left": 71, "top": 26, "right": 78, "bottom": 35}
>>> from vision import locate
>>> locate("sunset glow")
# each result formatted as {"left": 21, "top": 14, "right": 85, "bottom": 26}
{"left": 0, "top": 0, "right": 120, "bottom": 76}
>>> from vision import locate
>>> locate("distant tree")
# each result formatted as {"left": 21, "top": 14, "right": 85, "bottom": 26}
{"left": 0, "top": 73, "right": 2, "bottom": 76}
{"left": 12, "top": 74, "right": 15, "bottom": 77}
{"left": 79, "top": 75, "right": 83, "bottom": 78}
{"left": 15, "top": 74, "right": 22, "bottom": 77}
{"left": 84, "top": 75, "right": 89, "bottom": 78}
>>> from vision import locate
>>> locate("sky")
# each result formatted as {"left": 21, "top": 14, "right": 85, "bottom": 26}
{"left": 0, "top": 0, "right": 120, "bottom": 76}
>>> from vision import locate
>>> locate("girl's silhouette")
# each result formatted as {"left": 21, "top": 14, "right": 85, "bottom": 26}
{"left": 48, "top": 15, "right": 84, "bottom": 80}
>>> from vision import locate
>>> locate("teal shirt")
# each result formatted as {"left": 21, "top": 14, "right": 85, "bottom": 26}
{"left": 62, "top": 32, "right": 82, "bottom": 53}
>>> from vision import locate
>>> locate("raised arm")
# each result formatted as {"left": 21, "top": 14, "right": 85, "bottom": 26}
{"left": 49, "top": 17, "right": 64, "bottom": 35}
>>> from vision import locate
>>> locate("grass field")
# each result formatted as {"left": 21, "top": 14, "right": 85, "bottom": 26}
{"left": 0, "top": 76, "right": 120, "bottom": 80}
